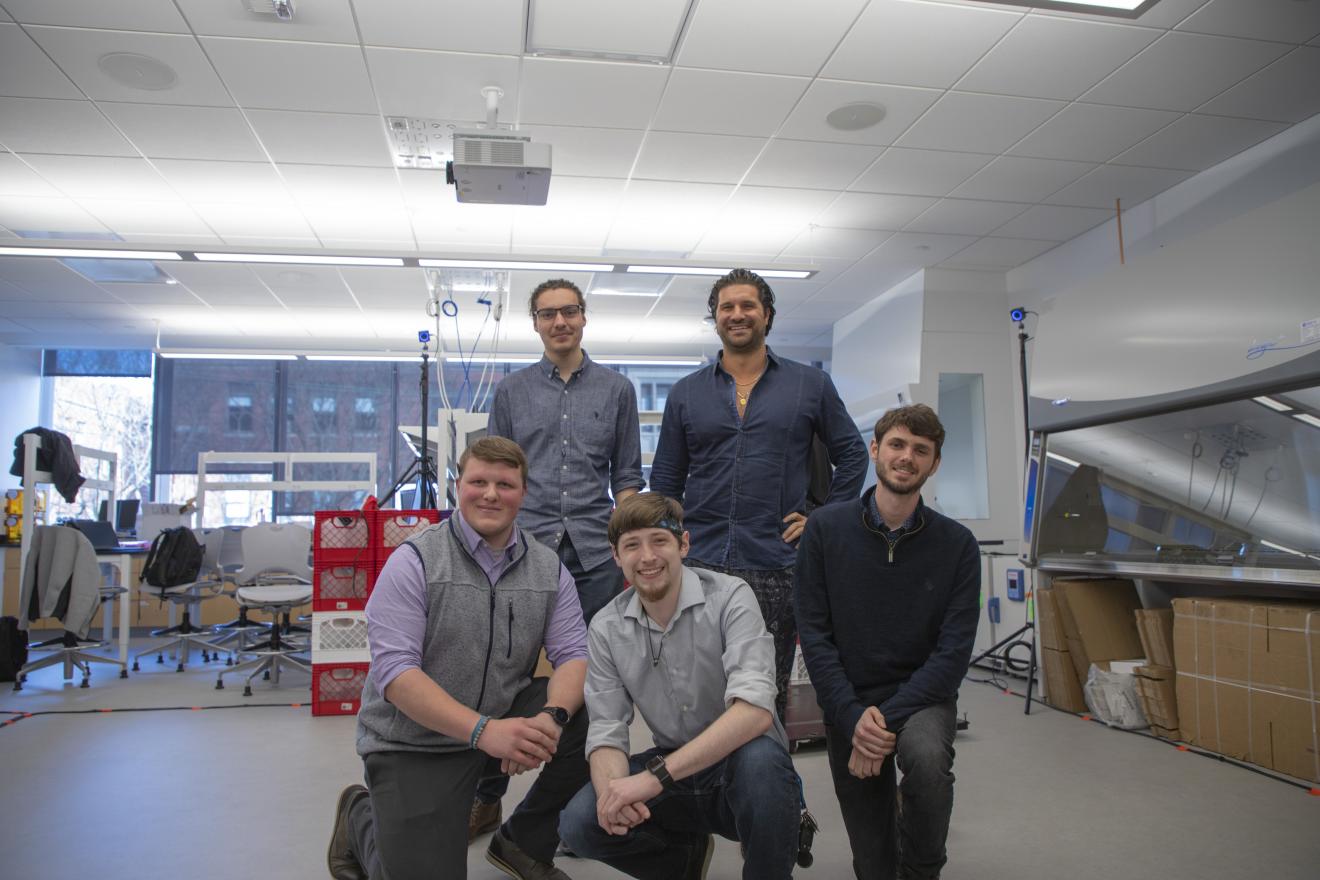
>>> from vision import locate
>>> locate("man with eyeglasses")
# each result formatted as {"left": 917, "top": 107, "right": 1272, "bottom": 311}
{"left": 474, "top": 278, "right": 645, "bottom": 841}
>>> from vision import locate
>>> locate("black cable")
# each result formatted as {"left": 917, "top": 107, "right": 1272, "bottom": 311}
{"left": 0, "top": 701, "right": 308, "bottom": 730}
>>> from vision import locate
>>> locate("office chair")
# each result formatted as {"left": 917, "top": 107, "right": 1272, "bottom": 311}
{"left": 132, "top": 528, "right": 234, "bottom": 673}
{"left": 215, "top": 522, "right": 314, "bottom": 697}
{"left": 14, "top": 525, "right": 128, "bottom": 691}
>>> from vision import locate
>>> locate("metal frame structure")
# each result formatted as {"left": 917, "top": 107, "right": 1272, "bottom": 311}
{"left": 193, "top": 451, "right": 377, "bottom": 527}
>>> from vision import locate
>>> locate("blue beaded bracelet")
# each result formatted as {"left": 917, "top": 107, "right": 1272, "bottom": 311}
{"left": 470, "top": 714, "right": 491, "bottom": 750}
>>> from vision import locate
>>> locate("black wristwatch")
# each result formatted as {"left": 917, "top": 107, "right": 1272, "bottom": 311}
{"left": 645, "top": 754, "right": 674, "bottom": 790}
{"left": 539, "top": 706, "right": 570, "bottom": 726}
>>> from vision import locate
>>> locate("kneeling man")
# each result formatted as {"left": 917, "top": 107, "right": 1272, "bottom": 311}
{"left": 558, "top": 493, "right": 800, "bottom": 880}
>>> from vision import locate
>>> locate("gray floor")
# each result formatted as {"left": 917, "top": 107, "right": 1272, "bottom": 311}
{"left": 1, "top": 635, "right": 1317, "bottom": 879}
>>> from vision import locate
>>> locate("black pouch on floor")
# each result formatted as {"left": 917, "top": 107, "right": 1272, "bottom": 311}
{"left": 0, "top": 615, "right": 28, "bottom": 681}
{"left": 141, "top": 527, "right": 204, "bottom": 593}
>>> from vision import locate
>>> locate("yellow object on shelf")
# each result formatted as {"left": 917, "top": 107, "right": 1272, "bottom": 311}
{"left": 4, "top": 488, "right": 21, "bottom": 516}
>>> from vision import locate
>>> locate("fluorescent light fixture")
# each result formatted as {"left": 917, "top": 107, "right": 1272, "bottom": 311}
{"left": 1046, "top": 451, "right": 1081, "bottom": 468}
{"left": 195, "top": 253, "right": 404, "bottom": 267}
{"left": 625, "top": 264, "right": 812, "bottom": 280}
{"left": 304, "top": 354, "right": 419, "bottom": 362}
{"left": 1253, "top": 396, "right": 1291, "bottom": 412}
{"left": 959, "top": 0, "right": 1154, "bottom": 17}
{"left": 0, "top": 246, "right": 182, "bottom": 260}
{"left": 420, "top": 258, "right": 614, "bottom": 272}
{"left": 443, "top": 354, "right": 541, "bottom": 364}
{"left": 1292, "top": 412, "right": 1320, "bottom": 429}
{"left": 1260, "top": 539, "right": 1305, "bottom": 557}
{"left": 590, "top": 289, "right": 660, "bottom": 297}
{"left": 594, "top": 357, "right": 704, "bottom": 366}
{"left": 159, "top": 351, "right": 296, "bottom": 360}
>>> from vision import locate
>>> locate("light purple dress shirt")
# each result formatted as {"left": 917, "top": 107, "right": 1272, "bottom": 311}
{"left": 367, "top": 511, "right": 588, "bottom": 696}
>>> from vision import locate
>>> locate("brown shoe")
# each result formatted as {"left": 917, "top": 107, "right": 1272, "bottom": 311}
{"left": 328, "top": 784, "right": 368, "bottom": 880}
{"left": 486, "top": 828, "right": 573, "bottom": 879}
{"left": 469, "top": 797, "right": 502, "bottom": 842}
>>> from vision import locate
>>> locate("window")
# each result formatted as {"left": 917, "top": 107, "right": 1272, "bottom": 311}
{"left": 354, "top": 397, "right": 378, "bottom": 432}
{"left": 227, "top": 391, "right": 255, "bottom": 435}
{"left": 312, "top": 396, "right": 337, "bottom": 433}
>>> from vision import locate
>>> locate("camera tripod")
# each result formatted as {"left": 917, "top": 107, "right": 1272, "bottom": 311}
{"left": 968, "top": 544, "right": 1038, "bottom": 714}
{"left": 381, "top": 340, "right": 439, "bottom": 509}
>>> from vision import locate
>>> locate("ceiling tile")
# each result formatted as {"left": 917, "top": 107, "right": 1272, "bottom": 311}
{"left": 27, "top": 27, "right": 234, "bottom": 106}
{"left": 956, "top": 16, "right": 1159, "bottom": 101}
{"left": 301, "top": 203, "right": 414, "bottom": 242}
{"left": 174, "top": 0, "right": 360, "bottom": 42}
{"left": 850, "top": 148, "right": 992, "bottom": 197}
{"left": 1082, "top": 31, "right": 1290, "bottom": 112}
{"left": 528, "top": 0, "right": 687, "bottom": 60}
{"left": 696, "top": 186, "right": 837, "bottom": 254}
{"left": 201, "top": 37, "right": 378, "bottom": 113}
{"left": 110, "top": 282, "right": 207, "bottom": 305}
{"left": 606, "top": 180, "right": 732, "bottom": 253}
{"left": 278, "top": 165, "right": 405, "bottom": 208}
{"left": 251, "top": 265, "right": 356, "bottom": 307}
{"left": 0, "top": 23, "right": 80, "bottom": 99}
{"left": 745, "top": 139, "right": 882, "bottom": 190}
{"left": 153, "top": 159, "right": 292, "bottom": 204}
{"left": 355, "top": 0, "right": 524, "bottom": 54}
{"left": 905, "top": 198, "right": 1029, "bottom": 236}
{"left": 366, "top": 47, "right": 521, "bottom": 119}
{"left": 1197, "top": 47, "right": 1320, "bottom": 123}
{"left": 20, "top": 154, "right": 176, "bottom": 200}
{"left": 1036, "top": 0, "right": 1210, "bottom": 30}
{"left": 950, "top": 155, "right": 1096, "bottom": 202}
{"left": 677, "top": 0, "right": 868, "bottom": 76}
{"left": 1176, "top": 0, "right": 1320, "bottom": 44}
{"left": 938, "top": 236, "right": 1058, "bottom": 270}
{"left": 0, "top": 256, "right": 114, "bottom": 299}
{"left": 242, "top": 109, "right": 391, "bottom": 167}
{"left": 519, "top": 58, "right": 668, "bottom": 130}
{"left": 1044, "top": 164, "right": 1195, "bottom": 209}
{"left": 632, "top": 131, "right": 764, "bottom": 184}
{"left": 516, "top": 125, "right": 645, "bottom": 178}
{"left": 0, "top": 195, "right": 111, "bottom": 236}
{"left": 190, "top": 201, "right": 316, "bottom": 240}
{"left": 512, "top": 178, "right": 627, "bottom": 250}
{"left": 0, "top": 153, "right": 62, "bottom": 197}
{"left": 166, "top": 262, "right": 276, "bottom": 303}
{"left": 812, "top": 192, "right": 936, "bottom": 230}
{"left": 1009, "top": 103, "right": 1180, "bottom": 162}
{"left": 0, "top": 0, "right": 189, "bottom": 31}
{"left": 898, "top": 92, "right": 1065, "bottom": 154}
{"left": 823, "top": 0, "right": 1020, "bottom": 88}
{"left": 99, "top": 102, "right": 267, "bottom": 161}
{"left": 78, "top": 197, "right": 214, "bottom": 236}
{"left": 991, "top": 204, "right": 1113, "bottom": 241}
{"left": 1112, "top": 113, "right": 1288, "bottom": 171}
{"left": 777, "top": 81, "right": 942, "bottom": 146}
{"left": 652, "top": 69, "right": 809, "bottom": 138}
{"left": 781, "top": 227, "right": 893, "bottom": 261}
{"left": 0, "top": 97, "right": 138, "bottom": 156}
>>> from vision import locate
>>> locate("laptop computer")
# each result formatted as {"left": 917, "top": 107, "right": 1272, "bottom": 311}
{"left": 115, "top": 499, "right": 140, "bottom": 537}
{"left": 68, "top": 519, "right": 120, "bottom": 551}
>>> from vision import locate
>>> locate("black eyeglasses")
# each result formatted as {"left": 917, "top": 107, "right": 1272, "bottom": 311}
{"left": 533, "top": 305, "right": 584, "bottom": 322}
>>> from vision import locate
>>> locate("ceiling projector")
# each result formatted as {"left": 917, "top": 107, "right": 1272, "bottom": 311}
{"left": 446, "top": 131, "right": 552, "bottom": 206}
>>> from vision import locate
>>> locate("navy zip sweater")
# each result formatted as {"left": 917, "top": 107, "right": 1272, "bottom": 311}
{"left": 794, "top": 488, "right": 981, "bottom": 736}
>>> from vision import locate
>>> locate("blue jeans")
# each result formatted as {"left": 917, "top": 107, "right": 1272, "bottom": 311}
{"left": 826, "top": 700, "right": 957, "bottom": 880}
{"left": 558, "top": 736, "right": 800, "bottom": 880}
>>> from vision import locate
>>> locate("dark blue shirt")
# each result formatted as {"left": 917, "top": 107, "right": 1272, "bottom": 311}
{"left": 650, "top": 347, "right": 868, "bottom": 571}
{"left": 488, "top": 352, "right": 644, "bottom": 571}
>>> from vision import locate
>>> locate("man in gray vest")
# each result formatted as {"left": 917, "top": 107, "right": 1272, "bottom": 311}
{"left": 327, "top": 437, "right": 590, "bottom": 880}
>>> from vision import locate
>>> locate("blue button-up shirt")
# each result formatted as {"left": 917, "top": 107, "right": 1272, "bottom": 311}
{"left": 650, "top": 347, "right": 868, "bottom": 571}
{"left": 488, "top": 352, "right": 645, "bottom": 571}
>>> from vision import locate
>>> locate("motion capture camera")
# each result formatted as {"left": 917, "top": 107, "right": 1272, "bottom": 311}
{"left": 1009, "top": 307, "right": 1026, "bottom": 322}
{"left": 418, "top": 330, "right": 431, "bottom": 343}
{"left": 796, "top": 809, "right": 819, "bottom": 868}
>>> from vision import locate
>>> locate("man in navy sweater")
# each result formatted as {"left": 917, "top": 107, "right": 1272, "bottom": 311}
{"left": 794, "top": 404, "right": 980, "bottom": 880}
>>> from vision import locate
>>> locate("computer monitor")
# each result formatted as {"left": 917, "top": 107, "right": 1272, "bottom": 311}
{"left": 115, "top": 499, "right": 140, "bottom": 535}
{"left": 98, "top": 499, "right": 110, "bottom": 522}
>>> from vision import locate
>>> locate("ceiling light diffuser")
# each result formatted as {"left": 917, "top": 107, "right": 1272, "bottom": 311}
{"left": 0, "top": 247, "right": 182, "bottom": 260}
{"left": 1292, "top": 413, "right": 1320, "bottom": 429}
{"left": 195, "top": 253, "right": 405, "bottom": 267}
{"left": 420, "top": 259, "right": 614, "bottom": 272}
{"left": 625, "top": 265, "right": 813, "bottom": 280}
{"left": 159, "top": 352, "right": 297, "bottom": 360}
{"left": 958, "top": 0, "right": 1157, "bottom": 17}
{"left": 1252, "top": 396, "right": 1292, "bottom": 412}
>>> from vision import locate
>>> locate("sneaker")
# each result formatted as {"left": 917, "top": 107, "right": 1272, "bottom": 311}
{"left": 327, "top": 785, "right": 368, "bottom": 880}
{"left": 486, "top": 828, "right": 573, "bottom": 879}
{"left": 684, "top": 834, "right": 715, "bottom": 880}
{"left": 469, "top": 797, "right": 502, "bottom": 842}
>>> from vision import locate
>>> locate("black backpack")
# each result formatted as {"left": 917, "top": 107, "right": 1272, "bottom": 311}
{"left": 0, "top": 615, "right": 28, "bottom": 682}
{"left": 141, "top": 527, "right": 205, "bottom": 589}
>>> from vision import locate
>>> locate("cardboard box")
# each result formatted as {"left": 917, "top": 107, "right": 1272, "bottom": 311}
{"left": 1133, "top": 664, "right": 1179, "bottom": 732}
{"left": 1173, "top": 596, "right": 1320, "bottom": 782}
{"left": 1052, "top": 578, "right": 1144, "bottom": 686}
{"left": 1135, "top": 609, "right": 1175, "bottom": 668}
{"left": 1035, "top": 587, "right": 1066, "bottom": 652}
{"left": 1041, "top": 646, "right": 1087, "bottom": 713}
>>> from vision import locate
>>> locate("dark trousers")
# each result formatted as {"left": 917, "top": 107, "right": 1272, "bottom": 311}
{"left": 476, "top": 535, "right": 621, "bottom": 806}
{"left": 349, "top": 677, "right": 589, "bottom": 879}
{"left": 825, "top": 700, "right": 957, "bottom": 880}
{"left": 558, "top": 737, "right": 800, "bottom": 880}
{"left": 686, "top": 561, "right": 795, "bottom": 722}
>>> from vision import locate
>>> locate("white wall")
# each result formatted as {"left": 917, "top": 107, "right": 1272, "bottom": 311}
{"left": 831, "top": 269, "right": 925, "bottom": 423}
{"left": 0, "top": 345, "right": 42, "bottom": 491}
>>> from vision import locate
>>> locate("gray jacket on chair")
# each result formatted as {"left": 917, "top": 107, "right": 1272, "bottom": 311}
{"left": 18, "top": 526, "right": 102, "bottom": 638}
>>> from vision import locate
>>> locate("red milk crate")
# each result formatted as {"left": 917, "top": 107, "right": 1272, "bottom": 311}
{"left": 312, "top": 662, "right": 371, "bottom": 717}
{"left": 314, "top": 510, "right": 372, "bottom": 557}
{"left": 313, "top": 559, "right": 376, "bottom": 612}
{"left": 372, "top": 509, "right": 445, "bottom": 554}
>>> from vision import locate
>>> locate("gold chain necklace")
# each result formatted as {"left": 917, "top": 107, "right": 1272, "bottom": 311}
{"left": 732, "top": 365, "right": 766, "bottom": 407}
